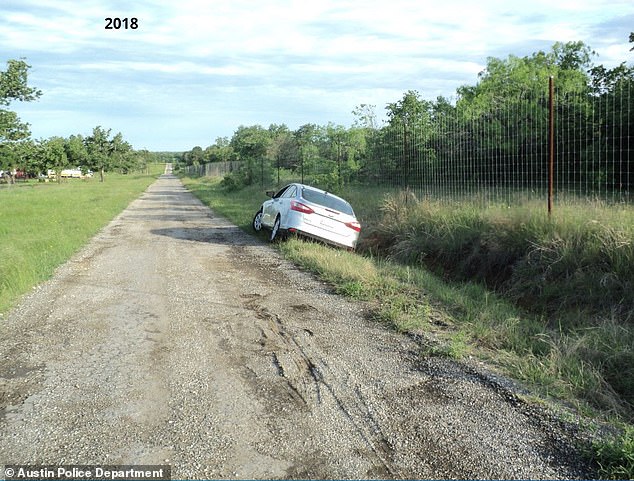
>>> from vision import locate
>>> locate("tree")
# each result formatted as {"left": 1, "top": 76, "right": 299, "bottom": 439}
{"left": 0, "top": 59, "right": 42, "bottom": 175}
{"left": 266, "top": 124, "right": 295, "bottom": 184}
{"left": 452, "top": 41, "right": 598, "bottom": 189}
{"left": 385, "top": 90, "right": 433, "bottom": 187}
{"left": 318, "top": 123, "right": 348, "bottom": 189}
{"left": 64, "top": 135, "right": 88, "bottom": 169}
{"left": 0, "top": 59, "right": 41, "bottom": 105}
{"left": 230, "top": 125, "right": 271, "bottom": 186}
{"left": 458, "top": 41, "right": 594, "bottom": 108}
{"left": 39, "top": 137, "right": 69, "bottom": 182}
{"left": 204, "top": 137, "right": 234, "bottom": 163}
{"left": 13, "top": 139, "right": 37, "bottom": 177}
{"left": 586, "top": 34, "right": 634, "bottom": 192}
{"left": 590, "top": 62, "right": 634, "bottom": 94}
{"left": 84, "top": 126, "right": 132, "bottom": 181}
{"left": 294, "top": 124, "right": 320, "bottom": 183}
{"left": 0, "top": 110, "right": 30, "bottom": 144}
{"left": 189, "top": 146, "right": 204, "bottom": 166}
{"left": 132, "top": 149, "right": 152, "bottom": 173}
{"left": 352, "top": 103, "right": 378, "bottom": 130}
{"left": 85, "top": 126, "right": 111, "bottom": 182}
{"left": 110, "top": 132, "right": 133, "bottom": 173}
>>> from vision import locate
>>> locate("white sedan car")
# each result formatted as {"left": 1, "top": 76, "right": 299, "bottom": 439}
{"left": 252, "top": 183, "right": 361, "bottom": 250}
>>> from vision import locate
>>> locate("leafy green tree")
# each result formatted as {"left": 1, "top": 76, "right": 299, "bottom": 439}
{"left": 84, "top": 126, "right": 132, "bottom": 181}
{"left": 585, "top": 35, "right": 634, "bottom": 192}
{"left": 0, "top": 110, "right": 30, "bottom": 144}
{"left": 85, "top": 126, "right": 111, "bottom": 182}
{"left": 0, "top": 59, "right": 41, "bottom": 141}
{"left": 458, "top": 41, "right": 593, "bottom": 109}
{"left": 317, "top": 123, "right": 365, "bottom": 190}
{"left": 0, "top": 59, "right": 41, "bottom": 175}
{"left": 13, "top": 139, "right": 37, "bottom": 176}
{"left": 266, "top": 124, "right": 296, "bottom": 184}
{"left": 132, "top": 149, "right": 151, "bottom": 173}
{"left": 294, "top": 123, "right": 320, "bottom": 183}
{"left": 352, "top": 103, "right": 378, "bottom": 130}
{"left": 0, "top": 141, "right": 18, "bottom": 183}
{"left": 111, "top": 133, "right": 133, "bottom": 173}
{"left": 230, "top": 125, "right": 271, "bottom": 185}
{"left": 38, "top": 137, "right": 70, "bottom": 182}
{"left": 352, "top": 104, "right": 383, "bottom": 184}
{"left": 189, "top": 146, "right": 204, "bottom": 166}
{"left": 323, "top": 123, "right": 346, "bottom": 184}
{"left": 64, "top": 135, "right": 88, "bottom": 169}
{"left": 204, "top": 137, "right": 235, "bottom": 163}
{"left": 0, "top": 138, "right": 41, "bottom": 183}
{"left": 384, "top": 90, "right": 434, "bottom": 187}
{"left": 428, "top": 96, "right": 467, "bottom": 190}
{"left": 453, "top": 41, "right": 597, "bottom": 190}
{"left": 590, "top": 62, "right": 634, "bottom": 94}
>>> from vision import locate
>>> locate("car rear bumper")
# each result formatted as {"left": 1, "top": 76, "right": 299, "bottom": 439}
{"left": 284, "top": 214, "right": 358, "bottom": 249}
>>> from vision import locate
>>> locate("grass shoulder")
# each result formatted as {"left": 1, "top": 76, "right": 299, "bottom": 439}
{"left": 0, "top": 168, "right": 164, "bottom": 314}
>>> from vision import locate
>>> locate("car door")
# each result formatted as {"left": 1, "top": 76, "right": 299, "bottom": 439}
{"left": 262, "top": 185, "right": 290, "bottom": 226}
{"left": 277, "top": 185, "right": 297, "bottom": 227}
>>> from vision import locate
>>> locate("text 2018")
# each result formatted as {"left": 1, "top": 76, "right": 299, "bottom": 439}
{"left": 105, "top": 18, "right": 138, "bottom": 29}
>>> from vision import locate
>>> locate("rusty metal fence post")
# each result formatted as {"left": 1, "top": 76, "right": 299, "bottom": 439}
{"left": 548, "top": 76, "right": 555, "bottom": 217}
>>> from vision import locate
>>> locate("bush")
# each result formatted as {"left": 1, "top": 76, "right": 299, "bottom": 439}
{"left": 219, "top": 171, "right": 245, "bottom": 191}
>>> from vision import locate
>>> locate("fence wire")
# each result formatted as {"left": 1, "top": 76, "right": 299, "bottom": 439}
{"left": 357, "top": 84, "right": 632, "bottom": 206}
{"left": 188, "top": 82, "right": 632, "bottom": 209}
{"left": 183, "top": 160, "right": 242, "bottom": 178}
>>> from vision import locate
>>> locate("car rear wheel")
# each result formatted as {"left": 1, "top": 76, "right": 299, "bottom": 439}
{"left": 252, "top": 209, "right": 263, "bottom": 232}
{"left": 270, "top": 216, "right": 281, "bottom": 242}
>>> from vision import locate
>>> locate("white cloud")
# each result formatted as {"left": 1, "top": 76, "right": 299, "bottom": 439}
{"left": 76, "top": 60, "right": 260, "bottom": 77}
{"left": 2, "top": 0, "right": 633, "bottom": 150}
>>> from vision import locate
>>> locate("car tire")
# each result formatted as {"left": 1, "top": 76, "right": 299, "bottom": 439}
{"left": 252, "top": 209, "right": 263, "bottom": 232}
{"left": 270, "top": 216, "right": 281, "bottom": 242}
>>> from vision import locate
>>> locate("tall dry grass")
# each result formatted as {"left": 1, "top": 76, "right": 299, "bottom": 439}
{"left": 361, "top": 191, "right": 634, "bottom": 414}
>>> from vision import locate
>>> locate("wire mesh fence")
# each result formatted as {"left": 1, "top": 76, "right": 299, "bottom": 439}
{"left": 187, "top": 80, "right": 632, "bottom": 210}
{"left": 183, "top": 160, "right": 242, "bottom": 178}
{"left": 354, "top": 82, "right": 632, "bottom": 207}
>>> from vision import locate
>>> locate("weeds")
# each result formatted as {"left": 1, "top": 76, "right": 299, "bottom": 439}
{"left": 361, "top": 192, "right": 634, "bottom": 417}
{"left": 591, "top": 425, "right": 634, "bottom": 479}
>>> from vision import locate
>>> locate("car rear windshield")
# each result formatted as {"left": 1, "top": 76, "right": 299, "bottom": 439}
{"left": 301, "top": 188, "right": 354, "bottom": 215}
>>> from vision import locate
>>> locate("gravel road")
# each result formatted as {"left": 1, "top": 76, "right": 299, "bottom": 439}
{"left": 0, "top": 174, "right": 594, "bottom": 479}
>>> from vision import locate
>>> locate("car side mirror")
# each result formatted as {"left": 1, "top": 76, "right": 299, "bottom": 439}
{"left": 265, "top": 190, "right": 276, "bottom": 197}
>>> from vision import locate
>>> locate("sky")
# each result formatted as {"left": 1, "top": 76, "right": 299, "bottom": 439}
{"left": 2, "top": 0, "right": 633, "bottom": 152}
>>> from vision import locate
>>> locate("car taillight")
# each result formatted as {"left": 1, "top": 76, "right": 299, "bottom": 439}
{"left": 290, "top": 200, "right": 314, "bottom": 214}
{"left": 345, "top": 221, "right": 361, "bottom": 232}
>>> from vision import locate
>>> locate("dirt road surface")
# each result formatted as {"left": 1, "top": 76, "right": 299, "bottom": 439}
{"left": 0, "top": 174, "right": 592, "bottom": 479}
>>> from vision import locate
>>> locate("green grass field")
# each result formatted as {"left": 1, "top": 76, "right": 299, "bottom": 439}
{"left": 0, "top": 165, "right": 164, "bottom": 314}
{"left": 181, "top": 173, "right": 633, "bottom": 479}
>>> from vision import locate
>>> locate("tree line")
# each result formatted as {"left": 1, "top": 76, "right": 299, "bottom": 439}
{"left": 0, "top": 59, "right": 154, "bottom": 183}
{"left": 182, "top": 38, "right": 633, "bottom": 197}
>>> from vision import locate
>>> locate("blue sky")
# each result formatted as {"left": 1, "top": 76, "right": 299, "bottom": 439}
{"left": 3, "top": 0, "right": 633, "bottom": 151}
